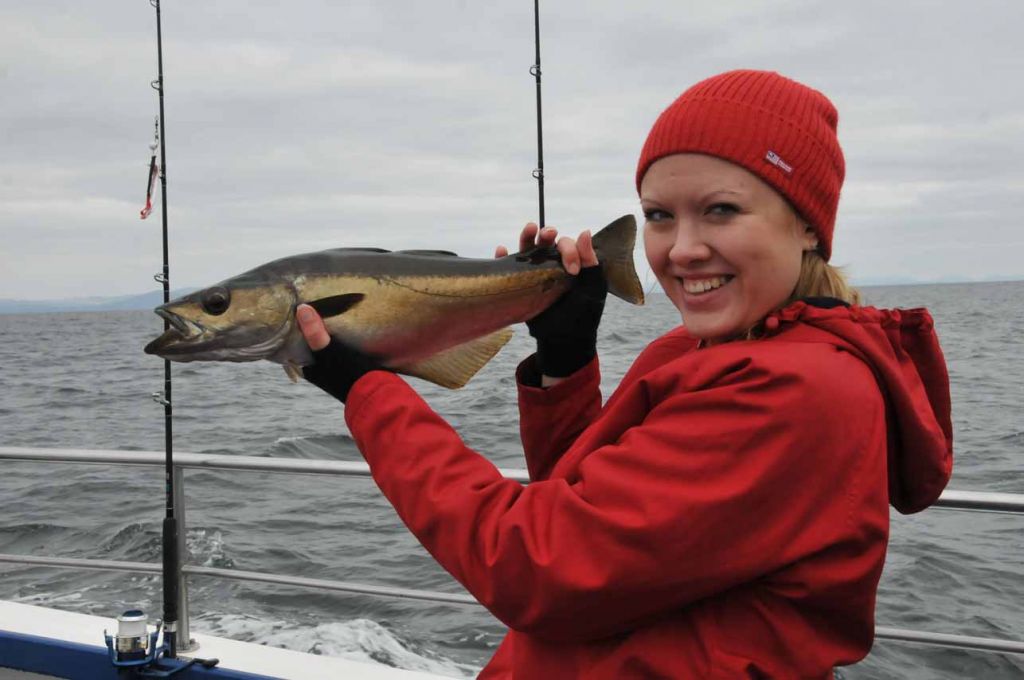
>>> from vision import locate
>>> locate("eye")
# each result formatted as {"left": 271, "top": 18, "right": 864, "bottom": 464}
{"left": 643, "top": 208, "right": 672, "bottom": 222}
{"left": 202, "top": 287, "right": 231, "bottom": 315}
{"left": 706, "top": 202, "right": 740, "bottom": 217}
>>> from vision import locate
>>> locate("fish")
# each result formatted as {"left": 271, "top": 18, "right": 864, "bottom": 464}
{"left": 143, "top": 215, "right": 644, "bottom": 388}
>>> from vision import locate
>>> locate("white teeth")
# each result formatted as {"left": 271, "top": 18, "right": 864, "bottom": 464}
{"left": 683, "top": 276, "right": 731, "bottom": 294}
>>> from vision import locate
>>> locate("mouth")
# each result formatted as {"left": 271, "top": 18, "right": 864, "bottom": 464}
{"left": 681, "top": 274, "right": 734, "bottom": 296}
{"left": 155, "top": 308, "right": 209, "bottom": 339}
{"left": 144, "top": 308, "right": 207, "bottom": 356}
{"left": 156, "top": 308, "right": 190, "bottom": 335}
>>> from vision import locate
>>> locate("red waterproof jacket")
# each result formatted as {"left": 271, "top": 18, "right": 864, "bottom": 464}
{"left": 342, "top": 301, "right": 953, "bottom": 679}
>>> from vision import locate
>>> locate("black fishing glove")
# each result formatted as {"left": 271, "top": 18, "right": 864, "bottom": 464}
{"left": 302, "top": 339, "right": 381, "bottom": 404}
{"left": 527, "top": 265, "right": 607, "bottom": 378}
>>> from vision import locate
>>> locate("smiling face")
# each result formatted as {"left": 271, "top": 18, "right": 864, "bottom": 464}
{"left": 641, "top": 153, "right": 818, "bottom": 344}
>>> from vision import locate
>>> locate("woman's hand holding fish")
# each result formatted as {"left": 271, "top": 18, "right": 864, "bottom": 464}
{"left": 497, "top": 223, "right": 607, "bottom": 386}
{"left": 296, "top": 304, "right": 381, "bottom": 403}
{"left": 493, "top": 223, "right": 599, "bottom": 272}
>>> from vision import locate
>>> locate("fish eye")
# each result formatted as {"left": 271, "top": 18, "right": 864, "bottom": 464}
{"left": 202, "top": 287, "right": 231, "bottom": 316}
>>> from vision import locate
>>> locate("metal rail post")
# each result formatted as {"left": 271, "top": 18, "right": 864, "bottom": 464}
{"left": 173, "top": 465, "right": 195, "bottom": 651}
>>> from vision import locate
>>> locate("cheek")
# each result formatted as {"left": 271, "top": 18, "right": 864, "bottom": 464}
{"left": 774, "top": 239, "right": 805, "bottom": 281}
{"left": 643, "top": 228, "right": 670, "bottom": 273}
{"left": 747, "top": 242, "right": 803, "bottom": 298}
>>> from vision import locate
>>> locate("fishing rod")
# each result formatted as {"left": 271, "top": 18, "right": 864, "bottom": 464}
{"left": 107, "top": 0, "right": 205, "bottom": 672}
{"left": 106, "top": 5, "right": 225, "bottom": 673}
{"left": 531, "top": 0, "right": 545, "bottom": 229}
{"left": 149, "top": 0, "right": 180, "bottom": 660}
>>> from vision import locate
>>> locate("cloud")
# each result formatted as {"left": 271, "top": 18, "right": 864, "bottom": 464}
{"left": 1, "top": 1, "right": 1022, "bottom": 299}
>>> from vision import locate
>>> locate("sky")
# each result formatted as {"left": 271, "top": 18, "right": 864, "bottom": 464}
{"left": 2, "top": 0, "right": 1022, "bottom": 300}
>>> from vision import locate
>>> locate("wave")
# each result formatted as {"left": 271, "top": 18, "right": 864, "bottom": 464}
{"left": 186, "top": 527, "right": 235, "bottom": 569}
{"left": 272, "top": 434, "right": 350, "bottom": 446}
{"left": 53, "top": 386, "right": 90, "bottom": 396}
{"left": 101, "top": 522, "right": 157, "bottom": 555}
{"left": 0, "top": 522, "right": 89, "bottom": 554}
{"left": 192, "top": 613, "right": 478, "bottom": 678}
{"left": 269, "top": 432, "right": 358, "bottom": 460}
{"left": 994, "top": 430, "right": 1024, "bottom": 444}
{"left": 14, "top": 588, "right": 90, "bottom": 607}
{"left": 93, "top": 524, "right": 235, "bottom": 568}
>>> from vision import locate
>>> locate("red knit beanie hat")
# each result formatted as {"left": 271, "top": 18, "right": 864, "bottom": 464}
{"left": 635, "top": 70, "right": 845, "bottom": 261}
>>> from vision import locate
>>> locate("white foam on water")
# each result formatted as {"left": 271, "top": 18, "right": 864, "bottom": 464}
{"left": 14, "top": 590, "right": 85, "bottom": 605}
{"left": 272, "top": 435, "right": 307, "bottom": 444}
{"left": 186, "top": 528, "right": 234, "bottom": 568}
{"left": 193, "top": 613, "right": 478, "bottom": 678}
{"left": 271, "top": 430, "right": 352, "bottom": 446}
{"left": 13, "top": 586, "right": 139, "bottom": 612}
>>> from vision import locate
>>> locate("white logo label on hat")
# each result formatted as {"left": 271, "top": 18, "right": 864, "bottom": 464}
{"left": 765, "top": 150, "right": 793, "bottom": 174}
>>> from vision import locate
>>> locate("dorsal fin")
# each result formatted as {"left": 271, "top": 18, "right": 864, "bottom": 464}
{"left": 514, "top": 245, "right": 559, "bottom": 265}
{"left": 397, "top": 249, "right": 459, "bottom": 257}
{"left": 325, "top": 247, "right": 391, "bottom": 254}
{"left": 307, "top": 293, "right": 365, "bottom": 319}
{"left": 390, "top": 328, "right": 513, "bottom": 389}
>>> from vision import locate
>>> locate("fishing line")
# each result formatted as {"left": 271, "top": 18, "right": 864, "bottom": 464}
{"left": 145, "top": 0, "right": 182, "bottom": 659}
{"left": 530, "top": 0, "right": 545, "bottom": 230}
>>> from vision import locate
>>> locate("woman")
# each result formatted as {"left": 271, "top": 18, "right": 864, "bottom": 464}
{"left": 297, "top": 70, "right": 953, "bottom": 678}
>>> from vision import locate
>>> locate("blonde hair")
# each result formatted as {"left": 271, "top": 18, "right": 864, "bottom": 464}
{"left": 787, "top": 250, "right": 861, "bottom": 306}
{"left": 739, "top": 250, "right": 860, "bottom": 342}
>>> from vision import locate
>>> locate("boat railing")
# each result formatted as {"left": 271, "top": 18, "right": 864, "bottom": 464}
{"left": 1, "top": 446, "right": 1022, "bottom": 658}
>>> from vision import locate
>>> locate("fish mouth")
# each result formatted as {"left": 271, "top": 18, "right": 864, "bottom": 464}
{"left": 144, "top": 305, "right": 291, "bottom": 362}
{"left": 156, "top": 308, "right": 193, "bottom": 335}
{"left": 144, "top": 308, "right": 207, "bottom": 356}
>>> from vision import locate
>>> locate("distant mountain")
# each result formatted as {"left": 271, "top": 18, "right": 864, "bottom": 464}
{"left": 3, "top": 277, "right": 1020, "bottom": 315}
{"left": 0, "top": 289, "right": 197, "bottom": 314}
{"left": 856, "top": 276, "right": 1024, "bottom": 287}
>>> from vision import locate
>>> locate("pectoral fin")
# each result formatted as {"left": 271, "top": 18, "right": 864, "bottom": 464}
{"left": 393, "top": 328, "right": 514, "bottom": 389}
{"left": 308, "top": 293, "right": 365, "bottom": 319}
{"left": 283, "top": 361, "right": 303, "bottom": 383}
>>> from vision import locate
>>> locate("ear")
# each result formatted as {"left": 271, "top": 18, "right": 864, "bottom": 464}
{"left": 797, "top": 220, "right": 819, "bottom": 252}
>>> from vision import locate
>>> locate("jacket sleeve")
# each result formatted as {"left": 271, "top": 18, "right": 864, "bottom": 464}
{"left": 515, "top": 354, "right": 602, "bottom": 481}
{"left": 343, "top": 354, "right": 886, "bottom": 642}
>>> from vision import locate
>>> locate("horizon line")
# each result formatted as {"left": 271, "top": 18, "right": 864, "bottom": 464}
{"left": 1, "top": 276, "right": 1023, "bottom": 306}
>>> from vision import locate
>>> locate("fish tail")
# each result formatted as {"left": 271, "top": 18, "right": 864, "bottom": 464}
{"left": 592, "top": 215, "right": 645, "bottom": 305}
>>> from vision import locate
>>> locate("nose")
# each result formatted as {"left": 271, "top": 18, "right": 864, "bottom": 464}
{"left": 667, "top": 221, "right": 712, "bottom": 267}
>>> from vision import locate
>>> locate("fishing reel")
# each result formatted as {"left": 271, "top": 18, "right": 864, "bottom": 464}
{"left": 105, "top": 610, "right": 156, "bottom": 666}
{"left": 104, "top": 609, "right": 218, "bottom": 678}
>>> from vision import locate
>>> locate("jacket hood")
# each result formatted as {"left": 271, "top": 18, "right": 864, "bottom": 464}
{"left": 767, "top": 300, "right": 953, "bottom": 514}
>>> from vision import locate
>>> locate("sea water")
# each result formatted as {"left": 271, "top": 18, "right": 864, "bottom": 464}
{"left": 0, "top": 281, "right": 1021, "bottom": 678}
